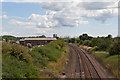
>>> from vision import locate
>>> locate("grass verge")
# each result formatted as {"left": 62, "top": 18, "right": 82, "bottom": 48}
{"left": 47, "top": 45, "right": 69, "bottom": 77}
{"left": 93, "top": 52, "right": 119, "bottom": 79}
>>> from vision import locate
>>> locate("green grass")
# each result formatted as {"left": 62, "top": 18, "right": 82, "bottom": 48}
{"left": 93, "top": 52, "right": 119, "bottom": 79}
{"left": 104, "top": 55, "right": 119, "bottom": 78}
{"left": 94, "top": 52, "right": 109, "bottom": 61}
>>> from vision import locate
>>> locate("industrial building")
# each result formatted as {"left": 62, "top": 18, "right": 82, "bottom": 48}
{"left": 19, "top": 38, "right": 57, "bottom": 46}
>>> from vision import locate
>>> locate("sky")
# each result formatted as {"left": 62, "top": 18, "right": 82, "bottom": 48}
{"left": 0, "top": 1, "right": 119, "bottom": 38}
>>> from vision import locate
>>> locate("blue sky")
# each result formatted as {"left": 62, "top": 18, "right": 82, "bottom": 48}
{"left": 1, "top": 2, "right": 118, "bottom": 37}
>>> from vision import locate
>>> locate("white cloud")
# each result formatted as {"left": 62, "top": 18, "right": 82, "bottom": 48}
{"left": 28, "top": 9, "right": 89, "bottom": 28}
{"left": 28, "top": 13, "right": 58, "bottom": 28}
{"left": 0, "top": 15, "right": 8, "bottom": 19}
{"left": 5, "top": 1, "right": 118, "bottom": 33}
{"left": 40, "top": 2, "right": 118, "bottom": 23}
{"left": 0, "top": 0, "right": 4, "bottom": 2}
{"left": 0, "top": 13, "right": 26, "bottom": 20}
{"left": 2, "top": 0, "right": 120, "bottom": 2}
{"left": 8, "top": 2, "right": 118, "bottom": 28}
{"left": 2, "top": 15, "right": 7, "bottom": 19}
{"left": 8, "top": 19, "right": 36, "bottom": 28}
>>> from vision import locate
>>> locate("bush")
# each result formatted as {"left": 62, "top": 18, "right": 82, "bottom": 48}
{"left": 2, "top": 42, "right": 33, "bottom": 64}
{"left": 30, "top": 40, "right": 65, "bottom": 68}
{"left": 82, "top": 40, "right": 91, "bottom": 46}
{"left": 2, "top": 39, "right": 66, "bottom": 78}
{"left": 90, "top": 38, "right": 112, "bottom": 51}
{"left": 55, "top": 38, "right": 65, "bottom": 48}
{"left": 89, "top": 46, "right": 99, "bottom": 53}
{"left": 2, "top": 54, "right": 39, "bottom": 78}
{"left": 2, "top": 41, "right": 12, "bottom": 54}
{"left": 109, "top": 38, "right": 120, "bottom": 55}
{"left": 29, "top": 51, "right": 48, "bottom": 67}
{"left": 2, "top": 42, "right": 39, "bottom": 78}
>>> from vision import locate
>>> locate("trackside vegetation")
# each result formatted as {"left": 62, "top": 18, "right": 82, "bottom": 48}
{"left": 2, "top": 42, "right": 38, "bottom": 78}
{"left": 2, "top": 34, "right": 119, "bottom": 78}
{"left": 93, "top": 53, "right": 119, "bottom": 79}
{"left": 64, "top": 34, "right": 120, "bottom": 79}
{"left": 2, "top": 38, "right": 69, "bottom": 78}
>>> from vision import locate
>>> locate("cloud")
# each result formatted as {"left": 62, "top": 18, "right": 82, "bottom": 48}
{"left": 28, "top": 13, "right": 58, "bottom": 28}
{"left": 40, "top": 2, "right": 118, "bottom": 23}
{"left": 0, "top": 15, "right": 8, "bottom": 19}
{"left": 2, "top": 15, "right": 8, "bottom": 19}
{"left": 7, "top": 2, "right": 118, "bottom": 30}
{"left": 2, "top": 0, "right": 120, "bottom": 2}
{"left": 78, "top": 2, "right": 117, "bottom": 10}
{"left": 0, "top": 0, "right": 4, "bottom": 2}
{"left": 40, "top": 2, "right": 72, "bottom": 11}
{"left": 28, "top": 10, "right": 89, "bottom": 28}
{"left": 8, "top": 19, "right": 36, "bottom": 28}
{"left": 8, "top": 2, "right": 117, "bottom": 28}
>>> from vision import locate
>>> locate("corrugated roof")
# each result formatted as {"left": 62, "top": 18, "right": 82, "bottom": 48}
{"left": 24, "top": 38, "right": 57, "bottom": 41}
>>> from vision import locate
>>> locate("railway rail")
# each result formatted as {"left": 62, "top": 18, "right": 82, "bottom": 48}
{"left": 65, "top": 43, "right": 116, "bottom": 79}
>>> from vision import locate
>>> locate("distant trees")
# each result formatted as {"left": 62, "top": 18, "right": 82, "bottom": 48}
{"left": 75, "top": 38, "right": 80, "bottom": 43}
{"left": 90, "top": 36, "right": 113, "bottom": 51}
{"left": 70, "top": 38, "right": 76, "bottom": 43}
{"left": 29, "top": 35, "right": 46, "bottom": 38}
{"left": 64, "top": 34, "right": 93, "bottom": 43}
{"left": 2, "top": 35, "right": 47, "bottom": 42}
{"left": 82, "top": 40, "right": 91, "bottom": 46}
{"left": 65, "top": 38, "right": 76, "bottom": 43}
{"left": 79, "top": 34, "right": 93, "bottom": 41}
{"left": 64, "top": 34, "right": 119, "bottom": 53}
{"left": 106, "top": 34, "right": 112, "bottom": 39}
{"left": 2, "top": 35, "right": 17, "bottom": 42}
{"left": 39, "top": 35, "right": 46, "bottom": 38}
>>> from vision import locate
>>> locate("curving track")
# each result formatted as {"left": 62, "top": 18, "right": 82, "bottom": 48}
{"left": 65, "top": 43, "right": 116, "bottom": 79}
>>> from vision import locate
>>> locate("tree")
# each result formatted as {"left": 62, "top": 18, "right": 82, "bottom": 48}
{"left": 2, "top": 35, "right": 17, "bottom": 42}
{"left": 56, "top": 38, "right": 65, "bottom": 48}
{"left": 79, "top": 34, "right": 93, "bottom": 41}
{"left": 90, "top": 37, "right": 112, "bottom": 51}
{"left": 106, "top": 34, "right": 112, "bottom": 39}
{"left": 90, "top": 38, "right": 102, "bottom": 47}
{"left": 71, "top": 38, "right": 76, "bottom": 43}
{"left": 38, "top": 35, "right": 46, "bottom": 38}
{"left": 75, "top": 38, "right": 80, "bottom": 43}
{"left": 109, "top": 37, "right": 120, "bottom": 55}
{"left": 83, "top": 40, "right": 91, "bottom": 46}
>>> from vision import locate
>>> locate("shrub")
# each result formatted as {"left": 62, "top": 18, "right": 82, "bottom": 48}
{"left": 90, "top": 38, "right": 112, "bottom": 51}
{"left": 109, "top": 38, "right": 120, "bottom": 55}
{"left": 2, "top": 42, "right": 33, "bottom": 64}
{"left": 89, "top": 46, "right": 99, "bottom": 53}
{"left": 82, "top": 40, "right": 91, "bottom": 46}
{"left": 55, "top": 38, "right": 65, "bottom": 48}
{"left": 2, "top": 54, "right": 39, "bottom": 78}
{"left": 30, "top": 40, "right": 64, "bottom": 68}
{"left": 2, "top": 41, "right": 12, "bottom": 54}
{"left": 29, "top": 51, "right": 48, "bottom": 67}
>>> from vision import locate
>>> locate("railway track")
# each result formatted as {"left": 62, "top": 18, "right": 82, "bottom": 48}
{"left": 65, "top": 43, "right": 116, "bottom": 79}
